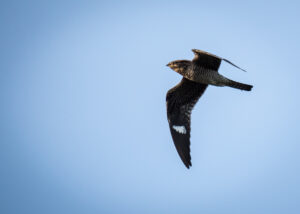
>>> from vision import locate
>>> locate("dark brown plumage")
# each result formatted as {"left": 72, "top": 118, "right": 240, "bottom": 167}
{"left": 166, "top": 49, "right": 253, "bottom": 168}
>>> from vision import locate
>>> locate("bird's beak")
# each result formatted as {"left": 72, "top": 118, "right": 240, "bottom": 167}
{"left": 166, "top": 63, "right": 170, "bottom": 67}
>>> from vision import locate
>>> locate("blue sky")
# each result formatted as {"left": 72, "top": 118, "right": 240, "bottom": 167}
{"left": 1, "top": 0, "right": 300, "bottom": 213}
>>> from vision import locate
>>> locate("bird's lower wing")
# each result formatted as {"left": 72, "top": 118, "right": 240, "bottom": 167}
{"left": 166, "top": 78, "right": 208, "bottom": 168}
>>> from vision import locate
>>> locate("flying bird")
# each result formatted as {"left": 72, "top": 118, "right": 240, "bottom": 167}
{"left": 166, "top": 49, "right": 253, "bottom": 168}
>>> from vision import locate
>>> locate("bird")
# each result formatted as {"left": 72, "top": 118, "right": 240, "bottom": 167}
{"left": 166, "top": 49, "right": 253, "bottom": 169}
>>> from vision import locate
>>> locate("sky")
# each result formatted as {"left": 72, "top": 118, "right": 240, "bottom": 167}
{"left": 1, "top": 0, "right": 300, "bottom": 213}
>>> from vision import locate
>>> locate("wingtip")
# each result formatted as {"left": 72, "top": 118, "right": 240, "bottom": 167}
{"left": 184, "top": 161, "right": 192, "bottom": 169}
{"left": 222, "top": 58, "right": 247, "bottom": 72}
{"left": 239, "top": 67, "right": 247, "bottom": 72}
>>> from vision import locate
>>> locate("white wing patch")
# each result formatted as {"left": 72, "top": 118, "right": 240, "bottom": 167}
{"left": 172, "top": 125, "right": 187, "bottom": 134}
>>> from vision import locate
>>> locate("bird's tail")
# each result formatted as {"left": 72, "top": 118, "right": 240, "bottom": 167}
{"left": 227, "top": 79, "right": 253, "bottom": 91}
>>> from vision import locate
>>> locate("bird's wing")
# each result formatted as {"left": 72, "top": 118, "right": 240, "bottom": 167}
{"left": 166, "top": 78, "right": 208, "bottom": 168}
{"left": 192, "top": 49, "right": 246, "bottom": 72}
{"left": 222, "top": 58, "right": 247, "bottom": 72}
{"left": 192, "top": 49, "right": 222, "bottom": 71}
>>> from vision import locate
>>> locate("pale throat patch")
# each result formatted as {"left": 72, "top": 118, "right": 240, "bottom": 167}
{"left": 172, "top": 125, "right": 187, "bottom": 134}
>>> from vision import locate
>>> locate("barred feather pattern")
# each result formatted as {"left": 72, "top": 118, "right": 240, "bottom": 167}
{"left": 188, "top": 64, "right": 227, "bottom": 86}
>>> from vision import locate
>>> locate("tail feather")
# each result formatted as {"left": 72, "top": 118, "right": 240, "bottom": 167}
{"left": 227, "top": 80, "right": 253, "bottom": 91}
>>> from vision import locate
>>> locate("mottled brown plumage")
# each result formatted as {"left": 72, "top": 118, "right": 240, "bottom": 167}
{"left": 166, "top": 49, "right": 253, "bottom": 168}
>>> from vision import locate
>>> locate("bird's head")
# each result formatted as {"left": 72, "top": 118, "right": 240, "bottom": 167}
{"left": 166, "top": 60, "right": 191, "bottom": 76}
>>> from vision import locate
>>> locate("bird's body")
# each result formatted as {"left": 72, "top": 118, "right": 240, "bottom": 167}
{"left": 168, "top": 60, "right": 225, "bottom": 85}
{"left": 166, "top": 49, "right": 253, "bottom": 168}
{"left": 167, "top": 50, "right": 252, "bottom": 90}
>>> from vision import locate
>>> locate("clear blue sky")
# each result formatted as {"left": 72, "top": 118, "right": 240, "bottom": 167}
{"left": 1, "top": 0, "right": 300, "bottom": 213}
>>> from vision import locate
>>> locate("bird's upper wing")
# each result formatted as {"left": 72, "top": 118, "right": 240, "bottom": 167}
{"left": 192, "top": 49, "right": 222, "bottom": 71}
{"left": 192, "top": 49, "right": 246, "bottom": 72}
{"left": 166, "top": 78, "right": 208, "bottom": 168}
